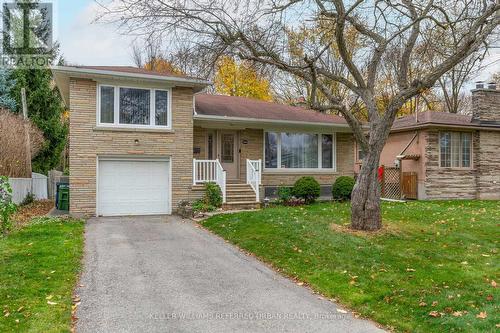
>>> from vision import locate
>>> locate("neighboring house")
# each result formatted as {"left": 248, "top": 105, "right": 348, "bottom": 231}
{"left": 52, "top": 66, "right": 354, "bottom": 217}
{"left": 365, "top": 83, "right": 500, "bottom": 200}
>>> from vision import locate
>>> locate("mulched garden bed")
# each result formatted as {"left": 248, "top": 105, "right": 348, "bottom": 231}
{"left": 12, "top": 200, "right": 55, "bottom": 228}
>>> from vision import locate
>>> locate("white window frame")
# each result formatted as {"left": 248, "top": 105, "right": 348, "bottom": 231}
{"left": 97, "top": 84, "right": 172, "bottom": 129}
{"left": 438, "top": 131, "right": 473, "bottom": 169}
{"left": 263, "top": 131, "right": 337, "bottom": 172}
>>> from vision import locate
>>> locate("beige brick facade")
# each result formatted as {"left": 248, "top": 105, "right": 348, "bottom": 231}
{"left": 69, "top": 78, "right": 195, "bottom": 216}
{"left": 193, "top": 127, "right": 355, "bottom": 186}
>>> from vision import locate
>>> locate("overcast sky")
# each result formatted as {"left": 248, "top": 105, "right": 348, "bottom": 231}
{"left": 58, "top": 0, "right": 499, "bottom": 87}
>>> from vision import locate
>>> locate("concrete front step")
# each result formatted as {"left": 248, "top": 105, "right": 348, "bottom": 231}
{"left": 227, "top": 194, "right": 256, "bottom": 200}
{"left": 223, "top": 201, "right": 261, "bottom": 210}
{"left": 226, "top": 189, "right": 256, "bottom": 194}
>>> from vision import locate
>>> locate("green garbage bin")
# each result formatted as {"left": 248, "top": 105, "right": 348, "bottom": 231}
{"left": 58, "top": 184, "right": 70, "bottom": 211}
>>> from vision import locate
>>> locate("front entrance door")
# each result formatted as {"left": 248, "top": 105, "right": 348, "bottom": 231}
{"left": 219, "top": 131, "right": 238, "bottom": 180}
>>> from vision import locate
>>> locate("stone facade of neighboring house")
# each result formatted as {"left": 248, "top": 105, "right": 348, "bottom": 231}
{"left": 374, "top": 85, "right": 500, "bottom": 200}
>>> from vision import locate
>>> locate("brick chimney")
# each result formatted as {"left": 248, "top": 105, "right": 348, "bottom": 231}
{"left": 472, "top": 81, "right": 500, "bottom": 123}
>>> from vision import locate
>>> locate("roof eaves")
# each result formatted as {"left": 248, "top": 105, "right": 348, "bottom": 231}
{"left": 51, "top": 65, "right": 211, "bottom": 87}
{"left": 391, "top": 122, "right": 500, "bottom": 132}
{"left": 193, "top": 113, "right": 352, "bottom": 129}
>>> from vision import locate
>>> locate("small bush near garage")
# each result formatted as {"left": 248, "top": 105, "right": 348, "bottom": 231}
{"left": 193, "top": 182, "right": 223, "bottom": 213}
{"left": 204, "top": 182, "right": 223, "bottom": 207}
{"left": 292, "top": 177, "right": 320, "bottom": 204}
{"left": 332, "top": 176, "right": 355, "bottom": 201}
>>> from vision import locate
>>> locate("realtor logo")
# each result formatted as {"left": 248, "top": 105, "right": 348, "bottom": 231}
{"left": 1, "top": 0, "right": 54, "bottom": 68}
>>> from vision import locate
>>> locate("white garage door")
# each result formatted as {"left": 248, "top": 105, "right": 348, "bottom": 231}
{"left": 98, "top": 159, "right": 171, "bottom": 216}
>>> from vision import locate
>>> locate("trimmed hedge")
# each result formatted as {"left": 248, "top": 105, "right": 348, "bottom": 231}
{"left": 292, "top": 176, "right": 320, "bottom": 204}
{"left": 332, "top": 176, "right": 355, "bottom": 201}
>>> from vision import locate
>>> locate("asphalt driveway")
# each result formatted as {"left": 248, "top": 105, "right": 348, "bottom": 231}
{"left": 76, "top": 216, "right": 384, "bottom": 333}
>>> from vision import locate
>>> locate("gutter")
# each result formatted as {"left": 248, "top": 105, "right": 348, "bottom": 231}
{"left": 391, "top": 123, "right": 500, "bottom": 133}
{"left": 193, "top": 113, "right": 352, "bottom": 129}
{"left": 51, "top": 66, "right": 211, "bottom": 87}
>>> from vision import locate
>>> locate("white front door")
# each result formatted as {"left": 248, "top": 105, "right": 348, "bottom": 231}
{"left": 97, "top": 159, "right": 171, "bottom": 216}
{"left": 219, "top": 131, "right": 239, "bottom": 180}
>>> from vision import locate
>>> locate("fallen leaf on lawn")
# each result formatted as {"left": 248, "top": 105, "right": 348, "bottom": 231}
{"left": 406, "top": 268, "right": 416, "bottom": 272}
{"left": 45, "top": 295, "right": 53, "bottom": 300}
{"left": 419, "top": 302, "right": 427, "bottom": 307}
{"left": 491, "top": 280, "right": 497, "bottom": 288}
{"left": 476, "top": 312, "right": 487, "bottom": 319}
{"left": 336, "top": 309, "right": 348, "bottom": 314}
{"left": 486, "top": 295, "right": 493, "bottom": 301}
{"left": 50, "top": 271, "right": 56, "bottom": 274}
{"left": 15, "top": 319, "right": 19, "bottom": 323}
{"left": 17, "top": 306, "right": 23, "bottom": 312}
{"left": 452, "top": 311, "right": 464, "bottom": 317}
{"left": 444, "top": 307, "right": 453, "bottom": 313}
{"left": 429, "top": 311, "right": 441, "bottom": 318}
{"left": 432, "top": 301, "right": 438, "bottom": 307}
{"left": 47, "top": 301, "right": 58, "bottom": 306}
{"left": 4, "top": 312, "right": 10, "bottom": 317}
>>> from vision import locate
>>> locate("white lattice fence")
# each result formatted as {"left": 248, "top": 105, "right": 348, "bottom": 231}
{"left": 381, "top": 167, "right": 401, "bottom": 200}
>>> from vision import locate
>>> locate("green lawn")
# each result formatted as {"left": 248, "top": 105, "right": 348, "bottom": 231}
{"left": 0, "top": 217, "right": 84, "bottom": 333}
{"left": 201, "top": 201, "right": 499, "bottom": 332}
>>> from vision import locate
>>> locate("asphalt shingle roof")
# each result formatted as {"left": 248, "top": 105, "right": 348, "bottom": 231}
{"left": 195, "top": 94, "right": 348, "bottom": 125}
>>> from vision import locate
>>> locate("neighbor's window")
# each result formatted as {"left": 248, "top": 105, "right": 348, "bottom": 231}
{"left": 264, "top": 131, "right": 335, "bottom": 170}
{"left": 98, "top": 85, "right": 171, "bottom": 128}
{"left": 357, "top": 144, "right": 366, "bottom": 162}
{"left": 439, "top": 132, "right": 472, "bottom": 168}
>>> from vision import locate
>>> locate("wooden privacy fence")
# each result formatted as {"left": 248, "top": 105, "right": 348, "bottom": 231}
{"left": 379, "top": 166, "right": 418, "bottom": 200}
{"left": 402, "top": 172, "right": 418, "bottom": 200}
{"left": 9, "top": 173, "right": 48, "bottom": 204}
{"left": 48, "top": 170, "right": 69, "bottom": 200}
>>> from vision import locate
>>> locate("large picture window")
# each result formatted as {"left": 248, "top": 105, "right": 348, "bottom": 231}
{"left": 98, "top": 85, "right": 171, "bottom": 128}
{"left": 265, "top": 131, "right": 336, "bottom": 170}
{"left": 439, "top": 132, "right": 472, "bottom": 168}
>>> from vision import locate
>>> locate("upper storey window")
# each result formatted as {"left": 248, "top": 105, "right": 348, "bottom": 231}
{"left": 98, "top": 85, "right": 171, "bottom": 129}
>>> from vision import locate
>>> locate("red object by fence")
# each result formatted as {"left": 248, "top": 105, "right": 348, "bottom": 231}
{"left": 378, "top": 165, "right": 384, "bottom": 181}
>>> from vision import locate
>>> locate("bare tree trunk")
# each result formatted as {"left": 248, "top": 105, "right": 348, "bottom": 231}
{"left": 351, "top": 147, "right": 383, "bottom": 231}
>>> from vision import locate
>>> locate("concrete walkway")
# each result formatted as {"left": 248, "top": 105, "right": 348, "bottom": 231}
{"left": 76, "top": 216, "right": 384, "bottom": 333}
